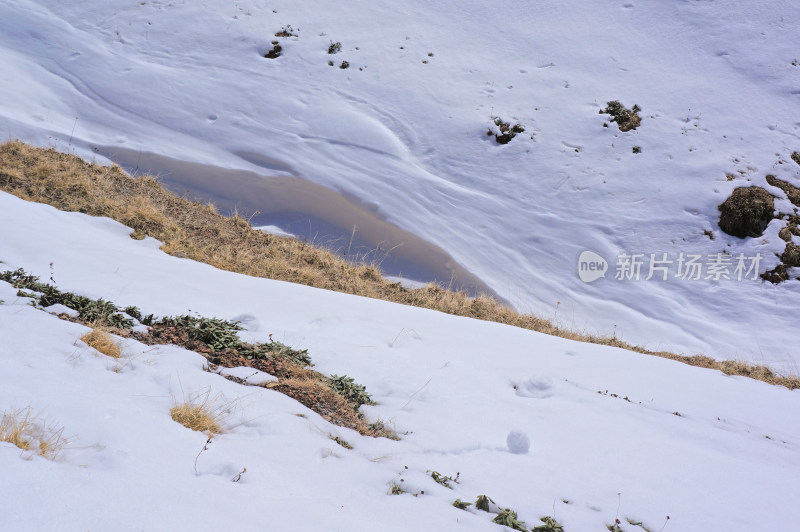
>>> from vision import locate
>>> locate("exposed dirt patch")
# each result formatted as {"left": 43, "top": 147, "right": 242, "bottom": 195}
{"left": 264, "top": 41, "right": 282, "bottom": 59}
{"left": 766, "top": 174, "right": 800, "bottom": 206}
{"left": 759, "top": 176, "right": 800, "bottom": 283}
{"left": 718, "top": 187, "right": 775, "bottom": 238}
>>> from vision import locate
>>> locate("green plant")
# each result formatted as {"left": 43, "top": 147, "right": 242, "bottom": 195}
{"left": 493, "top": 508, "right": 527, "bottom": 531}
{"left": 427, "top": 470, "right": 459, "bottom": 488}
{"left": 488, "top": 117, "right": 526, "bottom": 144}
{"left": 339, "top": 60, "right": 350, "bottom": 69}
{"left": 155, "top": 315, "right": 242, "bottom": 351}
{"left": 476, "top": 495, "right": 496, "bottom": 512}
{"left": 626, "top": 517, "right": 653, "bottom": 532}
{"left": 532, "top": 516, "right": 564, "bottom": 532}
{"left": 327, "top": 41, "right": 342, "bottom": 54}
{"left": 390, "top": 483, "right": 405, "bottom": 495}
{"left": 453, "top": 499, "right": 472, "bottom": 510}
{"left": 124, "top": 306, "right": 142, "bottom": 320}
{"left": 632, "top": 146, "right": 641, "bottom": 154}
{"left": 1, "top": 269, "right": 133, "bottom": 327}
{"left": 327, "top": 374, "right": 374, "bottom": 408}
{"left": 240, "top": 336, "right": 312, "bottom": 366}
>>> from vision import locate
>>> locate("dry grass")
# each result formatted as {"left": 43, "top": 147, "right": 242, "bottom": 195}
{"left": 170, "top": 389, "right": 232, "bottom": 435}
{"left": 80, "top": 328, "right": 121, "bottom": 358}
{"left": 0, "top": 407, "right": 69, "bottom": 460}
{"left": 1, "top": 140, "right": 798, "bottom": 389}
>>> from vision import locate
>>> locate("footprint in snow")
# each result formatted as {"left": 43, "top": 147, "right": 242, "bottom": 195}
{"left": 512, "top": 376, "right": 554, "bottom": 398}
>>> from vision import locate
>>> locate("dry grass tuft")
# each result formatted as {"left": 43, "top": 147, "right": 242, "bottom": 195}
{"left": 170, "top": 389, "right": 232, "bottom": 435}
{"left": 81, "top": 328, "right": 121, "bottom": 358}
{"left": 1, "top": 140, "right": 798, "bottom": 389}
{"left": 0, "top": 407, "right": 69, "bottom": 460}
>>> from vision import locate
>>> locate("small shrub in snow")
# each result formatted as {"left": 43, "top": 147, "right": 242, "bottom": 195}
{"left": 792, "top": 151, "right": 800, "bottom": 166}
{"left": 155, "top": 315, "right": 242, "bottom": 351}
{"left": 327, "top": 374, "right": 374, "bottom": 408}
{"left": 124, "top": 305, "right": 142, "bottom": 320}
{"left": 475, "top": 494, "right": 496, "bottom": 512}
{"left": 327, "top": 41, "right": 342, "bottom": 54}
{"left": 274, "top": 25, "right": 296, "bottom": 37}
{"left": 239, "top": 336, "right": 312, "bottom": 367}
{"left": 453, "top": 499, "right": 472, "bottom": 510}
{"left": 600, "top": 100, "right": 642, "bottom": 131}
{"left": 0, "top": 269, "right": 133, "bottom": 328}
{"left": 532, "top": 517, "right": 564, "bottom": 532}
{"left": 331, "top": 435, "right": 352, "bottom": 449}
{"left": 632, "top": 145, "right": 642, "bottom": 154}
{"left": 487, "top": 117, "right": 526, "bottom": 144}
{"left": 339, "top": 60, "right": 350, "bottom": 69}
{"left": 427, "top": 470, "right": 459, "bottom": 488}
{"left": 493, "top": 508, "right": 527, "bottom": 531}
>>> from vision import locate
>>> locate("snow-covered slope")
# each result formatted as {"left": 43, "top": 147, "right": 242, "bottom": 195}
{"left": 1, "top": 1, "right": 799, "bottom": 365}
{"left": 2, "top": 191, "right": 800, "bottom": 531}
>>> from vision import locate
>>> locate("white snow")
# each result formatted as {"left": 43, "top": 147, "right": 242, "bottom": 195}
{"left": 2, "top": 0, "right": 800, "bottom": 367}
{"left": 254, "top": 225, "right": 296, "bottom": 238}
{"left": 505, "top": 431, "right": 530, "bottom": 455}
{"left": 1, "top": 183, "right": 799, "bottom": 531}
{"left": 42, "top": 303, "right": 79, "bottom": 318}
{"left": 2, "top": 2, "right": 800, "bottom": 529}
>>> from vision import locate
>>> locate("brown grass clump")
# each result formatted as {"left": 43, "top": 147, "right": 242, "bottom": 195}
{"left": 170, "top": 390, "right": 231, "bottom": 435}
{"left": 81, "top": 328, "right": 121, "bottom": 358}
{"left": 718, "top": 186, "right": 775, "bottom": 238}
{"left": 1, "top": 140, "right": 798, "bottom": 389}
{"left": 0, "top": 407, "right": 69, "bottom": 460}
